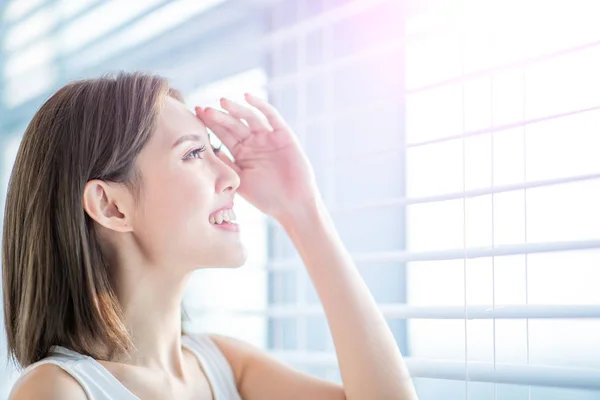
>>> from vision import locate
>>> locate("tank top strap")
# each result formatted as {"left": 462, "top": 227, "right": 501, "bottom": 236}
{"left": 14, "top": 346, "right": 139, "bottom": 399}
{"left": 181, "top": 334, "right": 242, "bottom": 400}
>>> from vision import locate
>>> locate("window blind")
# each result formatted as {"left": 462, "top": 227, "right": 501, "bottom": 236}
{"left": 262, "top": 0, "right": 600, "bottom": 398}
{"left": 1, "top": 1, "right": 599, "bottom": 399}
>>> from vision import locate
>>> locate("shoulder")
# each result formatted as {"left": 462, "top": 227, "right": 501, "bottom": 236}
{"left": 185, "top": 334, "right": 253, "bottom": 378}
{"left": 9, "top": 363, "right": 87, "bottom": 400}
{"left": 208, "top": 334, "right": 258, "bottom": 366}
{"left": 206, "top": 334, "right": 345, "bottom": 400}
{"left": 209, "top": 334, "right": 256, "bottom": 354}
{"left": 205, "top": 334, "right": 269, "bottom": 392}
{"left": 183, "top": 334, "right": 259, "bottom": 387}
{"left": 186, "top": 333, "right": 257, "bottom": 364}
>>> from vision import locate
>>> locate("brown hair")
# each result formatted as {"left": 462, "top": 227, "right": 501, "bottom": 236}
{"left": 2, "top": 72, "right": 176, "bottom": 367}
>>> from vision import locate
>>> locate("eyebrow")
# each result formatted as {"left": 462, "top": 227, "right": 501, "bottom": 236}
{"left": 172, "top": 134, "right": 202, "bottom": 149}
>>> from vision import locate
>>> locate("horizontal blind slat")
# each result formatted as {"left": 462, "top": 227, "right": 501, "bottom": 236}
{"left": 270, "top": 354, "right": 600, "bottom": 390}
{"left": 267, "top": 239, "right": 600, "bottom": 270}
{"left": 331, "top": 173, "right": 600, "bottom": 214}
{"left": 191, "top": 304, "right": 600, "bottom": 319}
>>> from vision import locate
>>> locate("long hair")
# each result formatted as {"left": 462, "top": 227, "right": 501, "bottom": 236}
{"left": 2, "top": 72, "right": 174, "bottom": 367}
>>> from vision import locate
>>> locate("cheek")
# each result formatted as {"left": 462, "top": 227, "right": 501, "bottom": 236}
{"left": 145, "top": 171, "right": 214, "bottom": 228}
{"left": 132, "top": 160, "right": 223, "bottom": 265}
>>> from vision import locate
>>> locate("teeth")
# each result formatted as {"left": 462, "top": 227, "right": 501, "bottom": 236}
{"left": 210, "top": 209, "right": 237, "bottom": 225}
{"left": 229, "top": 209, "right": 237, "bottom": 222}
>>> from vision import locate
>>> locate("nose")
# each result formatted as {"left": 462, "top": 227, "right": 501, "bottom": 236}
{"left": 214, "top": 153, "right": 240, "bottom": 194}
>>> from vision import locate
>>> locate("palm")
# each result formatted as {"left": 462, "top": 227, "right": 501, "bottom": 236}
{"left": 196, "top": 95, "right": 317, "bottom": 219}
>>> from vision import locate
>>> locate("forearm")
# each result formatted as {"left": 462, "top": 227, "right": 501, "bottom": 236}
{"left": 280, "top": 197, "right": 417, "bottom": 400}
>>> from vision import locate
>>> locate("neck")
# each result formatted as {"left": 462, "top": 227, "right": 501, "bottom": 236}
{"left": 114, "top": 258, "right": 191, "bottom": 376}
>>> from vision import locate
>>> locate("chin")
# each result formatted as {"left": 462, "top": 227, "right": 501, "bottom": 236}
{"left": 219, "top": 250, "right": 248, "bottom": 268}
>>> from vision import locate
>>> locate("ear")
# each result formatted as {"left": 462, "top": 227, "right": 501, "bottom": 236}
{"left": 83, "top": 180, "right": 133, "bottom": 233}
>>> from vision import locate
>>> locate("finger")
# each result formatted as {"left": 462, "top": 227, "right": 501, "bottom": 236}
{"left": 244, "top": 93, "right": 289, "bottom": 131}
{"left": 195, "top": 107, "right": 238, "bottom": 151}
{"left": 220, "top": 98, "right": 272, "bottom": 133}
{"left": 195, "top": 106, "right": 244, "bottom": 151}
{"left": 216, "top": 149, "right": 241, "bottom": 174}
{"left": 202, "top": 106, "right": 250, "bottom": 141}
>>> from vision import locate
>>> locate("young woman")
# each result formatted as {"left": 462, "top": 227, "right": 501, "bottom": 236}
{"left": 3, "top": 72, "right": 417, "bottom": 399}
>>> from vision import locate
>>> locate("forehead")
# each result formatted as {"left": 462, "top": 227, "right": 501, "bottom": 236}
{"left": 152, "top": 96, "right": 208, "bottom": 147}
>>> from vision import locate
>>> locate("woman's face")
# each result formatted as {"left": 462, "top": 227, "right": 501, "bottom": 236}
{"left": 130, "top": 96, "right": 246, "bottom": 270}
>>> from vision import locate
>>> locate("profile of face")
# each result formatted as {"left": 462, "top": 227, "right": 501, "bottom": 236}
{"left": 88, "top": 96, "right": 247, "bottom": 273}
{"left": 138, "top": 97, "right": 247, "bottom": 269}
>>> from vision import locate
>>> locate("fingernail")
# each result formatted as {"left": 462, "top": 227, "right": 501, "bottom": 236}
{"left": 195, "top": 106, "right": 203, "bottom": 113}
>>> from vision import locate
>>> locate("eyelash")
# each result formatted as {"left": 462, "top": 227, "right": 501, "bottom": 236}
{"left": 185, "top": 144, "right": 221, "bottom": 160}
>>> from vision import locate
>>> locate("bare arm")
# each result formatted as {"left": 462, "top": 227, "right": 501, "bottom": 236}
{"left": 278, "top": 197, "right": 417, "bottom": 400}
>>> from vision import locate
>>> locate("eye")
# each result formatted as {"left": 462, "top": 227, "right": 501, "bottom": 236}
{"left": 185, "top": 145, "right": 207, "bottom": 160}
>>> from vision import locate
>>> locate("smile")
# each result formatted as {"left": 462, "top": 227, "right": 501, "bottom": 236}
{"left": 209, "top": 208, "right": 237, "bottom": 225}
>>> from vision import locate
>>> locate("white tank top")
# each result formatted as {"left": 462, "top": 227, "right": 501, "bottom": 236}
{"left": 13, "top": 334, "right": 242, "bottom": 400}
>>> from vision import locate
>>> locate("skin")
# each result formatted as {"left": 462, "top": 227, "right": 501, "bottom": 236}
{"left": 10, "top": 94, "right": 418, "bottom": 400}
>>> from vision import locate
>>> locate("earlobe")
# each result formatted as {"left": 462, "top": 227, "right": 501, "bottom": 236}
{"left": 82, "top": 180, "right": 133, "bottom": 233}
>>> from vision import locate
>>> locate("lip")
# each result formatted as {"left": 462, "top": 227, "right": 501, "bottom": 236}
{"left": 213, "top": 222, "right": 240, "bottom": 232}
{"left": 210, "top": 201, "right": 234, "bottom": 216}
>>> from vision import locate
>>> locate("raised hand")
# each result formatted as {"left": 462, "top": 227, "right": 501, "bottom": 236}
{"left": 195, "top": 94, "right": 320, "bottom": 221}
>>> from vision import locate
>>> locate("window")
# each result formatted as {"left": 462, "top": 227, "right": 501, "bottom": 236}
{"left": 1, "top": 0, "right": 599, "bottom": 398}
{"left": 265, "top": 0, "right": 407, "bottom": 382}
{"left": 67, "top": 0, "right": 226, "bottom": 70}
{"left": 0, "top": 0, "right": 227, "bottom": 107}
{"left": 265, "top": 0, "right": 600, "bottom": 398}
